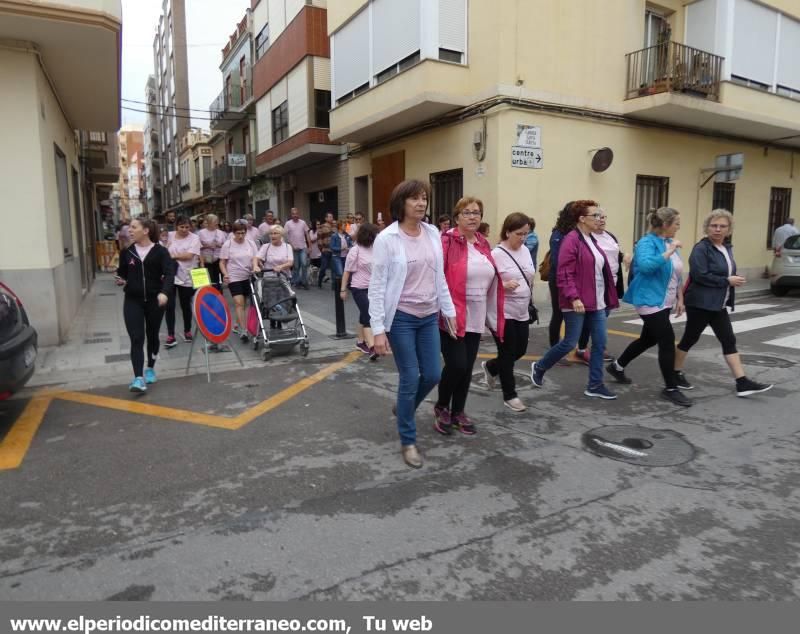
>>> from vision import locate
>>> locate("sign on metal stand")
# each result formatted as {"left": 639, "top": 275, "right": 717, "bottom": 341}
{"left": 186, "top": 287, "right": 244, "bottom": 382}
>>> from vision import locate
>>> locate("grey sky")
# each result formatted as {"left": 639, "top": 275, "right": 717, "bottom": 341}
{"left": 120, "top": 0, "right": 250, "bottom": 130}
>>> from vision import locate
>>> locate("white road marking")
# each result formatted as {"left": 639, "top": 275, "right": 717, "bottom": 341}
{"left": 623, "top": 304, "right": 778, "bottom": 327}
{"left": 764, "top": 333, "right": 800, "bottom": 349}
{"left": 729, "top": 310, "right": 800, "bottom": 334}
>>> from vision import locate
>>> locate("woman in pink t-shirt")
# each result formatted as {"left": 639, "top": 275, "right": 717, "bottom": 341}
{"left": 254, "top": 226, "right": 294, "bottom": 330}
{"left": 165, "top": 215, "right": 203, "bottom": 347}
{"left": 220, "top": 220, "right": 258, "bottom": 341}
{"left": 341, "top": 223, "right": 379, "bottom": 359}
{"left": 484, "top": 212, "right": 535, "bottom": 412}
{"left": 435, "top": 197, "right": 504, "bottom": 437}
{"left": 198, "top": 213, "right": 227, "bottom": 292}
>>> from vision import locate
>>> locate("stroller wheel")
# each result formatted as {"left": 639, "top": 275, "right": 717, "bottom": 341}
{"left": 261, "top": 348, "right": 271, "bottom": 362}
{"left": 301, "top": 342, "right": 310, "bottom": 357}
{"left": 252, "top": 339, "right": 259, "bottom": 351}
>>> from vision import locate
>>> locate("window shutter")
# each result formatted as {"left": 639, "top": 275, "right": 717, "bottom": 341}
{"left": 288, "top": 60, "right": 309, "bottom": 136}
{"left": 271, "top": 77, "right": 288, "bottom": 106}
{"left": 372, "top": 0, "right": 421, "bottom": 74}
{"left": 439, "top": 0, "right": 466, "bottom": 53}
{"left": 778, "top": 16, "right": 800, "bottom": 91}
{"left": 732, "top": 0, "right": 777, "bottom": 85}
{"left": 333, "top": 9, "right": 370, "bottom": 100}
{"left": 313, "top": 57, "right": 332, "bottom": 92}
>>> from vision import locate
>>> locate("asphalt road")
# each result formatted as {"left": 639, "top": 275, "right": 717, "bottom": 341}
{"left": 1, "top": 294, "right": 799, "bottom": 600}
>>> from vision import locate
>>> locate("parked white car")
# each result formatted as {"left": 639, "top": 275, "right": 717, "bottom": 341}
{"left": 770, "top": 234, "right": 800, "bottom": 296}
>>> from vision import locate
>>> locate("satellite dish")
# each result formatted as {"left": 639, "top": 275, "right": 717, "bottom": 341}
{"left": 591, "top": 147, "right": 614, "bottom": 173}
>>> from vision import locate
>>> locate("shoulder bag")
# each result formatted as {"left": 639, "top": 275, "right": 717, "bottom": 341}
{"left": 497, "top": 247, "right": 539, "bottom": 324}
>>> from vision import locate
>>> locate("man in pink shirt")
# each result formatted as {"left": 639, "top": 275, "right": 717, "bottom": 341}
{"left": 244, "top": 214, "right": 260, "bottom": 245}
{"left": 258, "top": 211, "right": 276, "bottom": 237}
{"left": 285, "top": 207, "right": 310, "bottom": 289}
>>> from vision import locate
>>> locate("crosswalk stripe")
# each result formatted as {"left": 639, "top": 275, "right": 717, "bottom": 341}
{"left": 765, "top": 333, "right": 800, "bottom": 349}
{"left": 623, "top": 303, "right": 778, "bottom": 327}
{"left": 728, "top": 310, "right": 800, "bottom": 334}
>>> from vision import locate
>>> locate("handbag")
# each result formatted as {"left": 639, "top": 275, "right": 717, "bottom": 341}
{"left": 246, "top": 303, "right": 259, "bottom": 337}
{"left": 539, "top": 250, "right": 551, "bottom": 281}
{"left": 497, "top": 247, "right": 539, "bottom": 324}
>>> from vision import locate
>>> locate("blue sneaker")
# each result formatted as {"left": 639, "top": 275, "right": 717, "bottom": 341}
{"left": 129, "top": 377, "right": 147, "bottom": 393}
{"left": 530, "top": 362, "right": 545, "bottom": 388}
{"left": 584, "top": 384, "right": 617, "bottom": 400}
{"left": 144, "top": 368, "right": 157, "bottom": 384}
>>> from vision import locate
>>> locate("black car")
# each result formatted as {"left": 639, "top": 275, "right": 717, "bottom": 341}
{"left": 0, "top": 282, "right": 37, "bottom": 399}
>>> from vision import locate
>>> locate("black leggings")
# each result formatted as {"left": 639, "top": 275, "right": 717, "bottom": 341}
{"left": 486, "top": 319, "right": 530, "bottom": 400}
{"left": 206, "top": 260, "right": 222, "bottom": 292}
{"left": 548, "top": 278, "right": 563, "bottom": 347}
{"left": 437, "top": 331, "right": 482, "bottom": 415}
{"left": 678, "top": 306, "right": 737, "bottom": 355}
{"left": 617, "top": 308, "right": 677, "bottom": 388}
{"left": 166, "top": 285, "right": 195, "bottom": 336}
{"left": 123, "top": 296, "right": 165, "bottom": 377}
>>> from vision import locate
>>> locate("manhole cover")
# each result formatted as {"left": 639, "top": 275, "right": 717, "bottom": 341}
{"left": 582, "top": 425, "right": 695, "bottom": 467}
{"left": 472, "top": 369, "right": 532, "bottom": 391}
{"left": 739, "top": 355, "right": 794, "bottom": 369}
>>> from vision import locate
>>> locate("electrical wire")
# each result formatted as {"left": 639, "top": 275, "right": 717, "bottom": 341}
{"left": 122, "top": 98, "right": 227, "bottom": 114}
{"left": 121, "top": 105, "right": 255, "bottom": 122}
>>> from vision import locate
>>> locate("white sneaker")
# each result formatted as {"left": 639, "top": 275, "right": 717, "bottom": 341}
{"left": 481, "top": 361, "right": 496, "bottom": 390}
{"left": 503, "top": 397, "right": 526, "bottom": 412}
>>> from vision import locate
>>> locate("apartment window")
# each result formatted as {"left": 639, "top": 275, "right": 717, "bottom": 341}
{"left": 89, "top": 131, "right": 107, "bottom": 144}
{"left": 712, "top": 182, "right": 735, "bottom": 214}
{"left": 634, "top": 175, "right": 670, "bottom": 241}
{"left": 314, "top": 90, "right": 331, "bottom": 128}
{"left": 336, "top": 82, "right": 369, "bottom": 106}
{"left": 376, "top": 65, "right": 397, "bottom": 85}
{"left": 438, "top": 48, "right": 463, "bottom": 63}
{"left": 430, "top": 169, "right": 463, "bottom": 223}
{"left": 767, "top": 188, "right": 793, "bottom": 248}
{"left": 271, "top": 100, "right": 289, "bottom": 145}
{"left": 54, "top": 145, "right": 73, "bottom": 257}
{"left": 730, "top": 75, "right": 770, "bottom": 92}
{"left": 777, "top": 85, "right": 800, "bottom": 101}
{"left": 202, "top": 156, "right": 211, "bottom": 178}
{"left": 194, "top": 158, "right": 200, "bottom": 191}
{"left": 255, "top": 23, "right": 270, "bottom": 59}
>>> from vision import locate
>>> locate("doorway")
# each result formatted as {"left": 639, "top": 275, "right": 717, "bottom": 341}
{"left": 308, "top": 187, "right": 338, "bottom": 224}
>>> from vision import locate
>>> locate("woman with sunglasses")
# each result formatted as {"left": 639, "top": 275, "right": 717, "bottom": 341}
{"left": 434, "top": 197, "right": 504, "bottom": 436}
{"left": 531, "top": 200, "right": 619, "bottom": 399}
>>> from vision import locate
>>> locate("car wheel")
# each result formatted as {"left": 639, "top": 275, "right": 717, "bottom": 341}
{"left": 771, "top": 285, "right": 789, "bottom": 297}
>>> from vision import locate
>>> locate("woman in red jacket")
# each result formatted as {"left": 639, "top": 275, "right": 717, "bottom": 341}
{"left": 531, "top": 200, "right": 619, "bottom": 399}
{"left": 434, "top": 197, "right": 504, "bottom": 436}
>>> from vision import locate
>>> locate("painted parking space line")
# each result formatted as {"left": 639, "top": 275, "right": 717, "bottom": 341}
{"left": 0, "top": 351, "right": 361, "bottom": 471}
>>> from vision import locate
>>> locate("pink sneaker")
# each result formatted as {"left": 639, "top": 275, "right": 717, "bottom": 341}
{"left": 433, "top": 405, "right": 452, "bottom": 436}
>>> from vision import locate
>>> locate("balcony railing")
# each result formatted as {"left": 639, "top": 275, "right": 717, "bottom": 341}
{"left": 211, "top": 153, "right": 254, "bottom": 190}
{"left": 208, "top": 66, "right": 254, "bottom": 127}
{"left": 625, "top": 41, "right": 723, "bottom": 101}
{"left": 203, "top": 177, "right": 211, "bottom": 196}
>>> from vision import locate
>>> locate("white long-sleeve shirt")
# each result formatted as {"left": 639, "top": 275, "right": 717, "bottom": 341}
{"left": 773, "top": 223, "right": 799, "bottom": 250}
{"left": 368, "top": 221, "right": 456, "bottom": 336}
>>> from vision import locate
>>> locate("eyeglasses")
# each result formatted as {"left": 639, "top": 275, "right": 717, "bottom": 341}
{"left": 583, "top": 213, "right": 603, "bottom": 219}
{"left": 709, "top": 224, "right": 729, "bottom": 230}
{"left": 460, "top": 211, "right": 482, "bottom": 218}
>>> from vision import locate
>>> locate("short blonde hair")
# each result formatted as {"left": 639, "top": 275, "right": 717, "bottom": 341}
{"left": 270, "top": 225, "right": 285, "bottom": 238}
{"left": 205, "top": 213, "right": 218, "bottom": 226}
{"left": 703, "top": 208, "right": 734, "bottom": 233}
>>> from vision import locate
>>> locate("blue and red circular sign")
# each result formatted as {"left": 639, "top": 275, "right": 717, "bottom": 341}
{"left": 193, "top": 287, "right": 232, "bottom": 344}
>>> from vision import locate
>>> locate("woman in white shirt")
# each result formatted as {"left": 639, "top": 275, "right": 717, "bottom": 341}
{"left": 369, "top": 180, "right": 457, "bottom": 469}
{"left": 165, "top": 215, "right": 203, "bottom": 347}
{"left": 484, "top": 213, "right": 535, "bottom": 412}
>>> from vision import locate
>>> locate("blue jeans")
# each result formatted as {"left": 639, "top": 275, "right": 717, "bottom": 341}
{"left": 538, "top": 309, "right": 608, "bottom": 388}
{"left": 292, "top": 248, "right": 308, "bottom": 286}
{"left": 317, "top": 252, "right": 332, "bottom": 288}
{"left": 386, "top": 311, "right": 442, "bottom": 446}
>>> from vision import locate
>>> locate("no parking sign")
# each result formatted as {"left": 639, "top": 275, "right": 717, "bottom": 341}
{"left": 193, "top": 287, "right": 232, "bottom": 344}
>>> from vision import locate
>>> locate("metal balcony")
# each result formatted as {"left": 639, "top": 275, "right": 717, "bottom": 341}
{"left": 211, "top": 153, "right": 254, "bottom": 194}
{"left": 208, "top": 66, "right": 254, "bottom": 131}
{"left": 626, "top": 41, "right": 723, "bottom": 101}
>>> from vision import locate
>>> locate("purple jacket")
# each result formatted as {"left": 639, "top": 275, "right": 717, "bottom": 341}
{"left": 556, "top": 229, "right": 619, "bottom": 311}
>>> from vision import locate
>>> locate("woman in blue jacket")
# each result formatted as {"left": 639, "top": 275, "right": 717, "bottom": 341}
{"left": 605, "top": 207, "right": 691, "bottom": 406}
{"left": 673, "top": 209, "right": 772, "bottom": 398}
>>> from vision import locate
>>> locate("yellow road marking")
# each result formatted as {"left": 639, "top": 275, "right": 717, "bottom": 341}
{"left": 0, "top": 395, "right": 53, "bottom": 470}
{"left": 607, "top": 329, "right": 640, "bottom": 340}
{"left": 0, "top": 351, "right": 361, "bottom": 471}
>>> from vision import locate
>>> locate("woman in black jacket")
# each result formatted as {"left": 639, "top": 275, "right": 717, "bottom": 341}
{"left": 673, "top": 209, "right": 772, "bottom": 397}
{"left": 116, "top": 218, "right": 175, "bottom": 393}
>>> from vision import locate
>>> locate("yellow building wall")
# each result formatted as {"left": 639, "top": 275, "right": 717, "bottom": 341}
{"left": 0, "top": 50, "right": 50, "bottom": 270}
{"left": 35, "top": 52, "right": 84, "bottom": 270}
{"left": 344, "top": 109, "right": 796, "bottom": 278}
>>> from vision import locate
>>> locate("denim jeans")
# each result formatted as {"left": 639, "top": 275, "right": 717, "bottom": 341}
{"left": 291, "top": 248, "right": 308, "bottom": 286}
{"left": 538, "top": 309, "right": 608, "bottom": 388}
{"left": 386, "top": 311, "right": 442, "bottom": 446}
{"left": 317, "top": 252, "right": 332, "bottom": 288}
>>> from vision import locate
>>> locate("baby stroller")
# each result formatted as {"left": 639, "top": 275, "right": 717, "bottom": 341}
{"left": 249, "top": 270, "right": 310, "bottom": 361}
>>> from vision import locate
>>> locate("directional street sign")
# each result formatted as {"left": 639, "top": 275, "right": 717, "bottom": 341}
{"left": 511, "top": 146, "right": 543, "bottom": 169}
{"left": 193, "top": 287, "right": 232, "bottom": 344}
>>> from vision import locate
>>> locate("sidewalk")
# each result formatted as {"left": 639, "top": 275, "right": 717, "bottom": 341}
{"left": 29, "top": 274, "right": 359, "bottom": 392}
